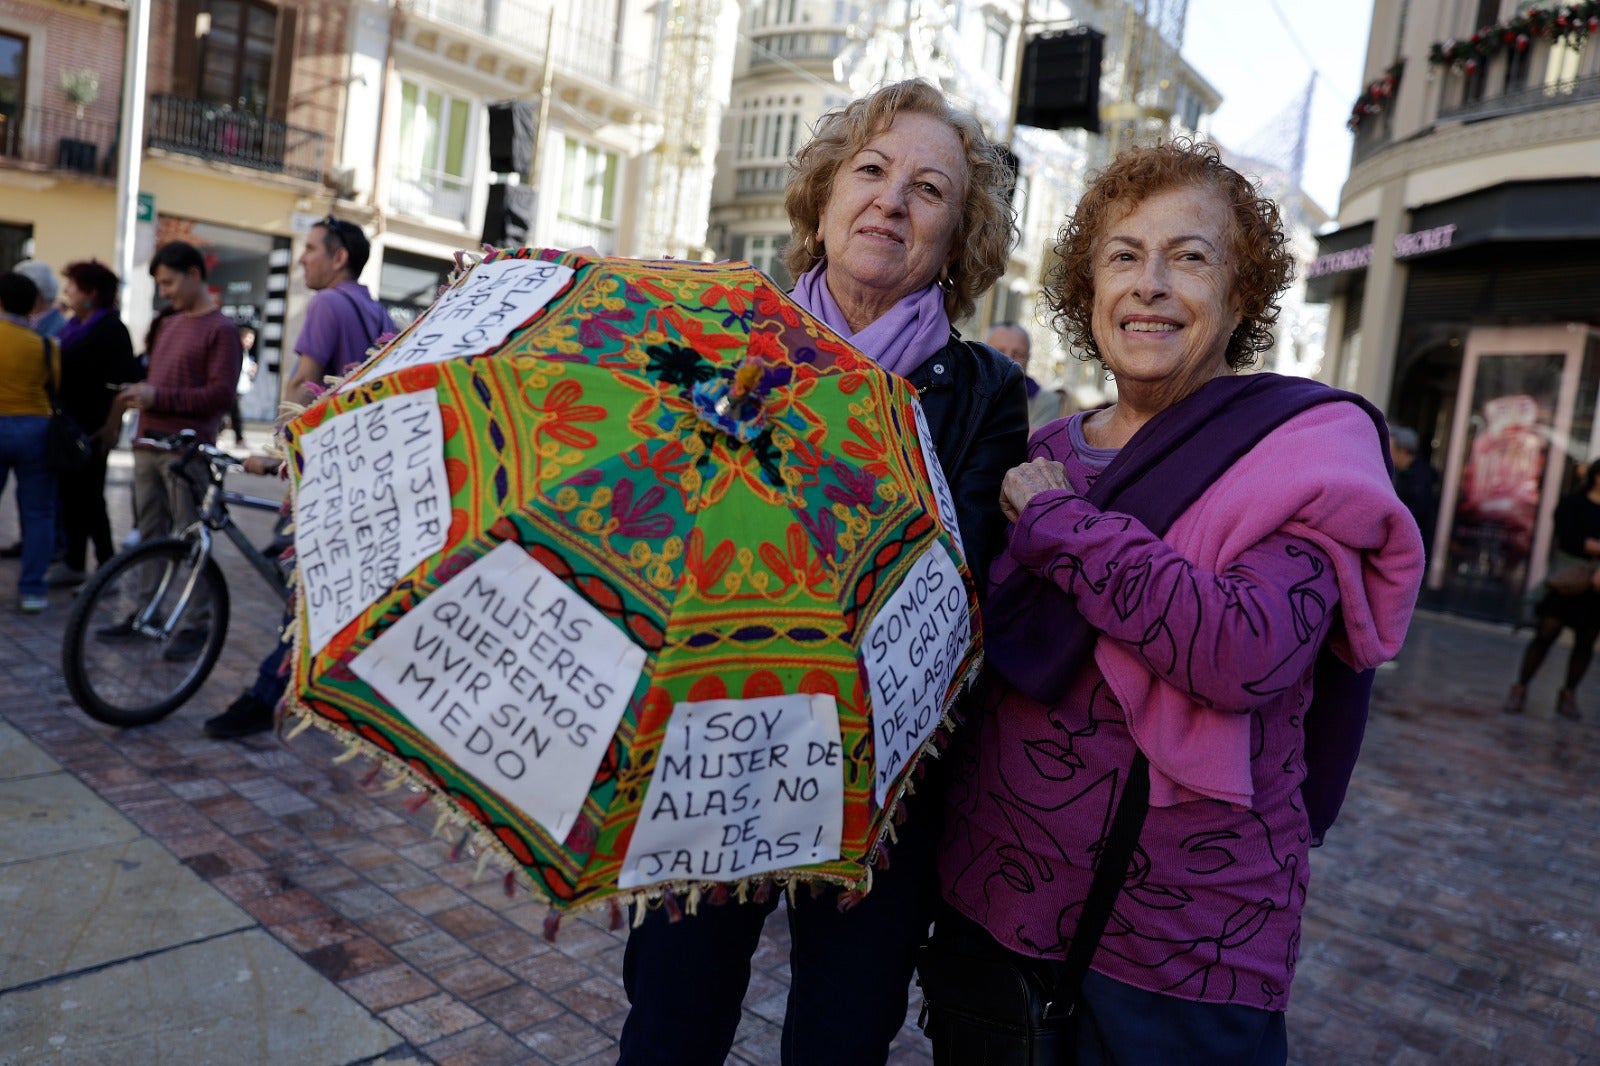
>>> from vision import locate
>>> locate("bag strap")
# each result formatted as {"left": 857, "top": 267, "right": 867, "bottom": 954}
{"left": 1047, "top": 750, "right": 1151, "bottom": 1017}
{"left": 332, "top": 285, "right": 381, "bottom": 352}
{"left": 40, "top": 334, "right": 65, "bottom": 414}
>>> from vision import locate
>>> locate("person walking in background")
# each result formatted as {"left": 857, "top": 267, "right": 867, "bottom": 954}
{"left": 46, "top": 261, "right": 139, "bottom": 588}
{"left": 225, "top": 322, "right": 257, "bottom": 448}
{"left": 985, "top": 320, "right": 1064, "bottom": 430}
{"left": 0, "top": 259, "right": 68, "bottom": 562}
{"left": 0, "top": 272, "right": 60, "bottom": 613}
{"left": 618, "top": 79, "right": 1027, "bottom": 1066}
{"left": 100, "top": 241, "right": 241, "bottom": 658}
{"left": 1391, "top": 425, "right": 1439, "bottom": 562}
{"left": 1504, "top": 463, "right": 1600, "bottom": 721}
{"left": 283, "top": 217, "right": 393, "bottom": 405}
{"left": 13, "top": 259, "right": 66, "bottom": 340}
{"left": 930, "top": 141, "right": 1423, "bottom": 1064}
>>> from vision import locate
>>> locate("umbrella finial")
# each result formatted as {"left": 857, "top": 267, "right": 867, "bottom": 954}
{"left": 694, "top": 356, "right": 790, "bottom": 444}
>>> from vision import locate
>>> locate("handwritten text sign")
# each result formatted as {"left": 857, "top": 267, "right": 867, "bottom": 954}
{"left": 345, "top": 258, "right": 574, "bottom": 388}
{"left": 911, "top": 399, "right": 965, "bottom": 562}
{"left": 619, "top": 694, "right": 844, "bottom": 889}
{"left": 860, "top": 545, "right": 971, "bottom": 805}
{"left": 351, "top": 541, "right": 647, "bottom": 839}
{"left": 297, "top": 393, "right": 449, "bottom": 654}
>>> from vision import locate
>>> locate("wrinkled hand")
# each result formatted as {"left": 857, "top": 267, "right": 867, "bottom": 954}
{"left": 999, "top": 458, "right": 1069, "bottom": 523}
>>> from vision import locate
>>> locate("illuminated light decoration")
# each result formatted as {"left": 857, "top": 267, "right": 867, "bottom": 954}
{"left": 1427, "top": 1, "right": 1600, "bottom": 69}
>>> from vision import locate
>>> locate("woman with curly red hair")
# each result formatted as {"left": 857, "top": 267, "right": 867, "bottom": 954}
{"left": 923, "top": 141, "right": 1425, "bottom": 1062}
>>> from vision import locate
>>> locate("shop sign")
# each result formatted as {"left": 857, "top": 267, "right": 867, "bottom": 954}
{"left": 1393, "top": 223, "right": 1457, "bottom": 259}
{"left": 1307, "top": 244, "right": 1373, "bottom": 278}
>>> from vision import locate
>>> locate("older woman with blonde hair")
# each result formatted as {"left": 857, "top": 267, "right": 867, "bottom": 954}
{"left": 618, "top": 79, "right": 1029, "bottom": 1066}
{"left": 922, "top": 140, "right": 1424, "bottom": 1063}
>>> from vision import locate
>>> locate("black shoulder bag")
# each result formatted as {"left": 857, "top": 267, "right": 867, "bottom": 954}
{"left": 42, "top": 336, "right": 93, "bottom": 474}
{"left": 916, "top": 753, "right": 1150, "bottom": 1064}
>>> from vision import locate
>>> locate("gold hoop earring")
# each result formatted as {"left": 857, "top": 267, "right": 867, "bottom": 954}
{"left": 937, "top": 269, "right": 955, "bottom": 294}
{"left": 805, "top": 235, "right": 822, "bottom": 259}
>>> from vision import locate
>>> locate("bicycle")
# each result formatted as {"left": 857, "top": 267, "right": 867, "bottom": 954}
{"left": 61, "top": 431, "right": 291, "bottom": 727}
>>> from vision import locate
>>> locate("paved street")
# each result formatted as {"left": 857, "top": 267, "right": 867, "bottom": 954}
{"left": 3, "top": 440, "right": 1600, "bottom": 1064}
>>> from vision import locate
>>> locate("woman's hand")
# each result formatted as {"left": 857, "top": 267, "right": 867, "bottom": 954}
{"left": 242, "top": 454, "right": 283, "bottom": 476}
{"left": 999, "top": 458, "right": 1068, "bottom": 523}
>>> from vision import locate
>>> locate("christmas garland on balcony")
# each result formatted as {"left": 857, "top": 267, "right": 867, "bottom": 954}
{"left": 1428, "top": 1, "right": 1600, "bottom": 73}
{"left": 1347, "top": 60, "right": 1404, "bottom": 131}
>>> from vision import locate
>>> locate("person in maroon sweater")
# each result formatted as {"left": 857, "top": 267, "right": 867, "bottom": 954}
{"left": 100, "top": 242, "right": 242, "bottom": 657}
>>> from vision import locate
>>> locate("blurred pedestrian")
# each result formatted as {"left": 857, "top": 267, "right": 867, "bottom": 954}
{"left": 0, "top": 272, "right": 60, "bottom": 612}
{"left": 1390, "top": 425, "right": 1438, "bottom": 562}
{"left": 46, "top": 260, "right": 139, "bottom": 587}
{"left": 225, "top": 323, "right": 257, "bottom": 448}
{"left": 985, "top": 321, "right": 1065, "bottom": 430}
{"left": 13, "top": 259, "right": 66, "bottom": 340}
{"left": 99, "top": 242, "right": 241, "bottom": 659}
{"left": 1504, "top": 463, "right": 1600, "bottom": 720}
{"left": 283, "top": 217, "right": 393, "bottom": 405}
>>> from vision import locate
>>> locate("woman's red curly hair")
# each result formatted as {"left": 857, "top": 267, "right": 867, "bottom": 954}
{"left": 1043, "top": 138, "right": 1293, "bottom": 371}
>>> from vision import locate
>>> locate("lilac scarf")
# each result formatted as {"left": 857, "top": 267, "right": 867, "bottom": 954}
{"left": 789, "top": 263, "right": 950, "bottom": 378}
{"left": 57, "top": 308, "right": 109, "bottom": 350}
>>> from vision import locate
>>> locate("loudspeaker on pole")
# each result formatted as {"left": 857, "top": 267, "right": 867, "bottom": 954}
{"left": 487, "top": 99, "right": 536, "bottom": 175}
{"left": 483, "top": 182, "right": 536, "bottom": 248}
{"left": 1016, "top": 28, "right": 1105, "bottom": 133}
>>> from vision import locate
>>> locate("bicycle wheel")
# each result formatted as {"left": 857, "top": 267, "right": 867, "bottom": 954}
{"left": 62, "top": 538, "right": 232, "bottom": 727}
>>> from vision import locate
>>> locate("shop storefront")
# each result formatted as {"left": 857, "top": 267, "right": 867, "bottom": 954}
{"left": 1310, "top": 179, "right": 1600, "bottom": 622}
{"left": 377, "top": 247, "right": 452, "bottom": 331}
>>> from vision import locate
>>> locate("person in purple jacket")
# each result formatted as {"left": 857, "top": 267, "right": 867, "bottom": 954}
{"left": 283, "top": 215, "right": 394, "bottom": 405}
{"left": 926, "top": 141, "right": 1425, "bottom": 1063}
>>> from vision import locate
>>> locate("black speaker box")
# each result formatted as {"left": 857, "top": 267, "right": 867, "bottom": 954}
{"left": 483, "top": 182, "right": 536, "bottom": 248}
{"left": 1016, "top": 28, "right": 1105, "bottom": 133}
{"left": 487, "top": 99, "right": 536, "bottom": 175}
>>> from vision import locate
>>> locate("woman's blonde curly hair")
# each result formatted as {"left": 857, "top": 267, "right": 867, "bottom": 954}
{"left": 1043, "top": 138, "right": 1294, "bottom": 371}
{"left": 782, "top": 79, "right": 1016, "bottom": 323}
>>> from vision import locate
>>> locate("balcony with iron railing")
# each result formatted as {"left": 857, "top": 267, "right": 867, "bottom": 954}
{"left": 389, "top": 165, "right": 473, "bottom": 227}
{"left": 400, "top": 0, "right": 657, "bottom": 108}
{"left": 0, "top": 104, "right": 118, "bottom": 178}
{"left": 146, "top": 94, "right": 325, "bottom": 183}
{"left": 748, "top": 29, "right": 848, "bottom": 66}
{"left": 1439, "top": 70, "right": 1600, "bottom": 123}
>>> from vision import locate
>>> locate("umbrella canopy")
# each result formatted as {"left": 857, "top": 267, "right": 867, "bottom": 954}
{"left": 282, "top": 248, "right": 980, "bottom": 914}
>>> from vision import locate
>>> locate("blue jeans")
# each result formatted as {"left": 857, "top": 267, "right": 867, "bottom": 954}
{"left": 0, "top": 416, "right": 56, "bottom": 598}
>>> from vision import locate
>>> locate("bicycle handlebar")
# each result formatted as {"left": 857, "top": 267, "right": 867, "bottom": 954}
{"left": 134, "top": 431, "right": 244, "bottom": 470}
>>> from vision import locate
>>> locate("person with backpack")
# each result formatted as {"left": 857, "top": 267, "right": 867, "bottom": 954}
{"left": 283, "top": 215, "right": 394, "bottom": 406}
{"left": 924, "top": 141, "right": 1425, "bottom": 1064}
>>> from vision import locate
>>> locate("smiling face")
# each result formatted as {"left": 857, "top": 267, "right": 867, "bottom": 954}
{"left": 816, "top": 111, "right": 965, "bottom": 330}
{"left": 153, "top": 264, "right": 205, "bottom": 313}
{"left": 1090, "top": 184, "right": 1241, "bottom": 402}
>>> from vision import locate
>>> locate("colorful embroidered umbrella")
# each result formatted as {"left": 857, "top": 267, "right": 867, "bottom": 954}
{"left": 281, "top": 248, "right": 979, "bottom": 916}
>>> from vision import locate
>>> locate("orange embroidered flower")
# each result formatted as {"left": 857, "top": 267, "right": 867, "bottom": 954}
{"left": 534, "top": 379, "right": 607, "bottom": 449}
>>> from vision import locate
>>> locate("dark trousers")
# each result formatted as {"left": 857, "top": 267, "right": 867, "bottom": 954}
{"left": 60, "top": 449, "right": 114, "bottom": 572}
{"left": 248, "top": 628, "right": 292, "bottom": 706}
{"left": 929, "top": 907, "right": 1287, "bottom": 1066}
{"left": 617, "top": 769, "right": 945, "bottom": 1066}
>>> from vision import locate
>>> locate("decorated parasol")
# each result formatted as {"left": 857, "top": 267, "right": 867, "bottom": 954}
{"left": 280, "top": 248, "right": 979, "bottom": 918}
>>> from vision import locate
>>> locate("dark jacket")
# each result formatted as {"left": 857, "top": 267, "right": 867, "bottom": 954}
{"left": 904, "top": 332, "right": 1030, "bottom": 586}
{"left": 59, "top": 311, "right": 139, "bottom": 435}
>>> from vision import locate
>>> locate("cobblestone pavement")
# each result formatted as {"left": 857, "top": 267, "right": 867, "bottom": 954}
{"left": 3, "top": 444, "right": 1600, "bottom": 1064}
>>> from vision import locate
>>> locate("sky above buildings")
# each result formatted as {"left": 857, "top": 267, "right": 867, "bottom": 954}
{"left": 1183, "top": 0, "right": 1375, "bottom": 219}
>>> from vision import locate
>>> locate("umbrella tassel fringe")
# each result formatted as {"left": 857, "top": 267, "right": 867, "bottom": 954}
{"left": 543, "top": 909, "right": 562, "bottom": 941}
{"left": 331, "top": 741, "right": 362, "bottom": 766}
{"left": 608, "top": 899, "right": 624, "bottom": 931}
{"left": 662, "top": 890, "right": 683, "bottom": 923}
{"left": 450, "top": 828, "right": 472, "bottom": 863}
{"left": 752, "top": 881, "right": 773, "bottom": 905}
{"left": 405, "top": 791, "right": 431, "bottom": 814}
{"left": 686, "top": 886, "right": 702, "bottom": 917}
{"left": 504, "top": 870, "right": 518, "bottom": 898}
{"left": 357, "top": 766, "right": 382, "bottom": 790}
{"left": 632, "top": 900, "right": 649, "bottom": 929}
{"left": 475, "top": 849, "right": 493, "bottom": 881}
{"left": 432, "top": 808, "right": 452, "bottom": 839}
{"left": 283, "top": 713, "right": 313, "bottom": 741}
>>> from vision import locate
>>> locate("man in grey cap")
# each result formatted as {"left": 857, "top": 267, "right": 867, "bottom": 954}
{"left": 12, "top": 260, "right": 66, "bottom": 340}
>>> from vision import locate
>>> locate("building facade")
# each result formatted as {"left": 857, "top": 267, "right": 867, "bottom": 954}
{"left": 1310, "top": 0, "right": 1600, "bottom": 621}
{"left": 704, "top": 0, "right": 1219, "bottom": 408}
